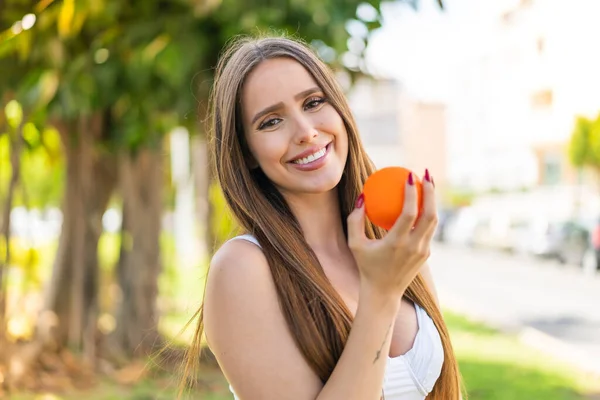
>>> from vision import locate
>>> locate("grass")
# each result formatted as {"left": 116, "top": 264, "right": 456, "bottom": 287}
{"left": 10, "top": 369, "right": 231, "bottom": 400}
{"left": 445, "top": 312, "right": 600, "bottom": 399}
{"left": 12, "top": 311, "right": 600, "bottom": 400}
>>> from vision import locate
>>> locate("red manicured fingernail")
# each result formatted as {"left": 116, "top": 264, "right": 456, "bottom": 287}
{"left": 424, "top": 168, "right": 431, "bottom": 183}
{"left": 408, "top": 172, "right": 414, "bottom": 186}
{"left": 355, "top": 193, "right": 364, "bottom": 209}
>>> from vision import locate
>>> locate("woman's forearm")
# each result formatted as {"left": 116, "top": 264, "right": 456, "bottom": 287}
{"left": 316, "top": 284, "right": 401, "bottom": 400}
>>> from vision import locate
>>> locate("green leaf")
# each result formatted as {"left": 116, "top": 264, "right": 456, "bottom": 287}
{"left": 568, "top": 116, "right": 592, "bottom": 168}
{"left": 58, "top": 0, "right": 76, "bottom": 38}
{"left": 5, "top": 99, "right": 23, "bottom": 129}
{"left": 588, "top": 113, "right": 600, "bottom": 168}
{"left": 22, "top": 122, "right": 40, "bottom": 147}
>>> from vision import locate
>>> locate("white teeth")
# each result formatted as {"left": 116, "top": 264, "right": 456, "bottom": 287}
{"left": 293, "top": 147, "right": 327, "bottom": 165}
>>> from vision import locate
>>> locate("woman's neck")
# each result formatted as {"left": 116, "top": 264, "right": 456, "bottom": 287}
{"left": 284, "top": 189, "right": 347, "bottom": 254}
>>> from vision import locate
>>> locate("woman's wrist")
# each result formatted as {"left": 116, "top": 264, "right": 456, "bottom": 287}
{"left": 358, "top": 281, "right": 402, "bottom": 316}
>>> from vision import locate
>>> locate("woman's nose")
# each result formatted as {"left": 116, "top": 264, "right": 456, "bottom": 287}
{"left": 293, "top": 115, "right": 319, "bottom": 144}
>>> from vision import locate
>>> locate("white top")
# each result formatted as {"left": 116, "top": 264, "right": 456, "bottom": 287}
{"left": 225, "top": 234, "right": 444, "bottom": 399}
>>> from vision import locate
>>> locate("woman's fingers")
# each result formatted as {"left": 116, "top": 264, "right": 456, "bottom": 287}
{"left": 387, "top": 172, "right": 419, "bottom": 240}
{"left": 411, "top": 169, "right": 438, "bottom": 241}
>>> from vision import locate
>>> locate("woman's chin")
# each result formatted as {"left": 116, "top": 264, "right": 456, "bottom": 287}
{"left": 293, "top": 174, "right": 343, "bottom": 194}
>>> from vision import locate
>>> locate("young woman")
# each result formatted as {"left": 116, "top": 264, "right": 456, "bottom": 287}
{"left": 181, "top": 35, "right": 463, "bottom": 399}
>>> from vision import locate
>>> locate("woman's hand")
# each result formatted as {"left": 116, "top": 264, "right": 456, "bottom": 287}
{"left": 347, "top": 170, "right": 437, "bottom": 299}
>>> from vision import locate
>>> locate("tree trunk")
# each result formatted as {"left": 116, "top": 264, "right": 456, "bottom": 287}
{"left": 191, "top": 135, "right": 213, "bottom": 256}
{"left": 112, "top": 146, "right": 163, "bottom": 358}
{"left": 0, "top": 119, "right": 23, "bottom": 329}
{"left": 40, "top": 114, "right": 116, "bottom": 363}
{"left": 0, "top": 118, "right": 23, "bottom": 395}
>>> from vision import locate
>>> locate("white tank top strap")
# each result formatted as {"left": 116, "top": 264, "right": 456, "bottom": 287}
{"left": 227, "top": 234, "right": 261, "bottom": 248}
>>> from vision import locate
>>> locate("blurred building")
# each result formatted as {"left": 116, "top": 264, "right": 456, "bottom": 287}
{"left": 447, "top": 0, "right": 600, "bottom": 202}
{"left": 443, "top": 0, "right": 600, "bottom": 220}
{"left": 346, "top": 77, "right": 448, "bottom": 193}
{"left": 345, "top": 78, "right": 402, "bottom": 167}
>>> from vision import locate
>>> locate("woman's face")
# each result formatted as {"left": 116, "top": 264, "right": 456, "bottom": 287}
{"left": 241, "top": 57, "right": 349, "bottom": 198}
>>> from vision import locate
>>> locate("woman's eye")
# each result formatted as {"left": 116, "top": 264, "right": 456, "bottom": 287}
{"left": 304, "top": 97, "right": 326, "bottom": 110}
{"left": 258, "top": 118, "right": 282, "bottom": 130}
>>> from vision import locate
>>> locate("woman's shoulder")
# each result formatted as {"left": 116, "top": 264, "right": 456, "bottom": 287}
{"left": 209, "top": 234, "right": 268, "bottom": 283}
{"left": 204, "top": 234, "right": 276, "bottom": 336}
{"left": 204, "top": 235, "right": 322, "bottom": 398}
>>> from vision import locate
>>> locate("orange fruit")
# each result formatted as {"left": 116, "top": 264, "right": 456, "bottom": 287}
{"left": 363, "top": 167, "right": 423, "bottom": 230}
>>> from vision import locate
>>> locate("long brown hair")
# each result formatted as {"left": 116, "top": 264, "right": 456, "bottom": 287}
{"left": 181, "top": 34, "right": 464, "bottom": 399}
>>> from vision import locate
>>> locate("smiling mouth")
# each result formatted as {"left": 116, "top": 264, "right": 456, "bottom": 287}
{"left": 290, "top": 143, "right": 331, "bottom": 165}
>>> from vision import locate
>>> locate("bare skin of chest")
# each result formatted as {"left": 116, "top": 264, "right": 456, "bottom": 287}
{"left": 319, "top": 251, "right": 419, "bottom": 358}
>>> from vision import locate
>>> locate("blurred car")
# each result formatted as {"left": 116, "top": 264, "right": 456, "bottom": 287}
{"left": 554, "top": 220, "right": 590, "bottom": 266}
{"left": 528, "top": 219, "right": 563, "bottom": 258}
{"left": 443, "top": 206, "right": 480, "bottom": 247}
{"left": 531, "top": 218, "right": 600, "bottom": 273}
{"left": 433, "top": 208, "right": 457, "bottom": 243}
{"left": 504, "top": 218, "right": 532, "bottom": 255}
{"left": 582, "top": 218, "right": 600, "bottom": 274}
